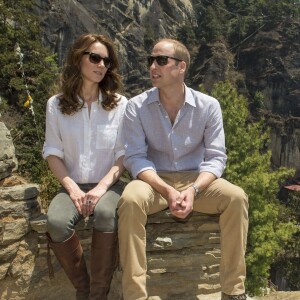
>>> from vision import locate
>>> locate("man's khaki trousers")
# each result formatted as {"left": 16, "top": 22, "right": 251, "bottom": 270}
{"left": 118, "top": 172, "right": 249, "bottom": 300}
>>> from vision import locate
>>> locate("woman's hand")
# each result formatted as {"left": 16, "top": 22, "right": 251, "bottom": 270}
{"left": 82, "top": 185, "right": 108, "bottom": 217}
{"left": 46, "top": 155, "right": 88, "bottom": 215}
{"left": 69, "top": 186, "right": 86, "bottom": 215}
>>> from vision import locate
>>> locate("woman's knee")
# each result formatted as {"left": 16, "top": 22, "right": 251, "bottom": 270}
{"left": 47, "top": 205, "right": 81, "bottom": 241}
{"left": 93, "top": 206, "right": 117, "bottom": 232}
{"left": 46, "top": 192, "right": 79, "bottom": 241}
{"left": 46, "top": 214, "right": 74, "bottom": 242}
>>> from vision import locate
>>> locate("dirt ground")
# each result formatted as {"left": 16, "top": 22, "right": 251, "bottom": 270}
{"left": 252, "top": 291, "right": 300, "bottom": 300}
{"left": 198, "top": 291, "right": 300, "bottom": 300}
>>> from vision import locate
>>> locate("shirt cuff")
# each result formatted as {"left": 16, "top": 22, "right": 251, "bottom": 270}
{"left": 42, "top": 147, "right": 64, "bottom": 160}
{"left": 132, "top": 166, "right": 156, "bottom": 179}
{"left": 199, "top": 165, "right": 225, "bottom": 178}
{"left": 115, "top": 149, "right": 125, "bottom": 161}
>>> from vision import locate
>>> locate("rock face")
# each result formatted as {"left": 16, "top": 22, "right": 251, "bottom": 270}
{"left": 270, "top": 120, "right": 300, "bottom": 172}
{"left": 236, "top": 24, "right": 300, "bottom": 172}
{"left": 0, "top": 121, "right": 221, "bottom": 299}
{"left": 0, "top": 123, "right": 17, "bottom": 181}
{"left": 33, "top": 0, "right": 300, "bottom": 174}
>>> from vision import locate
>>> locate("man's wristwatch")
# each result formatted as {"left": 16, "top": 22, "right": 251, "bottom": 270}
{"left": 191, "top": 184, "right": 200, "bottom": 197}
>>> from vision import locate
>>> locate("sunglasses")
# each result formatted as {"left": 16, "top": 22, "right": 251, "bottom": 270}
{"left": 147, "top": 55, "right": 182, "bottom": 68}
{"left": 83, "top": 52, "right": 112, "bottom": 68}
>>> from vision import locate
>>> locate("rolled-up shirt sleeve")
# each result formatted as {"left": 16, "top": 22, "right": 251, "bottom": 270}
{"left": 42, "top": 96, "right": 64, "bottom": 160}
{"left": 114, "top": 98, "right": 126, "bottom": 161}
{"left": 123, "top": 100, "right": 156, "bottom": 178}
{"left": 200, "top": 100, "right": 227, "bottom": 178}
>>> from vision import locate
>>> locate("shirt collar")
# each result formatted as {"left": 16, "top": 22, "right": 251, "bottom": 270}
{"left": 146, "top": 84, "right": 196, "bottom": 107}
{"left": 184, "top": 85, "right": 196, "bottom": 107}
{"left": 78, "top": 91, "right": 103, "bottom": 106}
{"left": 146, "top": 87, "right": 160, "bottom": 105}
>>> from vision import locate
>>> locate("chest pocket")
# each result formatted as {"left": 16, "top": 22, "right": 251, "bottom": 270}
{"left": 96, "top": 125, "right": 118, "bottom": 149}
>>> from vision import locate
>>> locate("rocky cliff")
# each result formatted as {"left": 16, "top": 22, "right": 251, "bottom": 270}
{"left": 33, "top": 0, "right": 300, "bottom": 174}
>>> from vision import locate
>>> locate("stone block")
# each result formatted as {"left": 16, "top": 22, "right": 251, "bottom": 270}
{"left": 0, "top": 122, "right": 18, "bottom": 180}
{"left": 0, "top": 184, "right": 39, "bottom": 201}
{"left": 0, "top": 216, "right": 30, "bottom": 246}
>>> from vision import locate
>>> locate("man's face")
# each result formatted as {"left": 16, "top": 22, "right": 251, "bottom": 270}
{"left": 149, "top": 41, "right": 184, "bottom": 89}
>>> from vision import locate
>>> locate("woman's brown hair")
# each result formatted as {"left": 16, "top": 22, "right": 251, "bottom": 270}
{"left": 58, "top": 33, "right": 123, "bottom": 115}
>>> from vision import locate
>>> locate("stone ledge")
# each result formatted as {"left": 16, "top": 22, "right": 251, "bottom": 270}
{"left": 30, "top": 210, "right": 220, "bottom": 234}
{"left": 1, "top": 210, "right": 221, "bottom": 299}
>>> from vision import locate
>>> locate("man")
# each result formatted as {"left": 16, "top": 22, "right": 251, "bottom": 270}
{"left": 118, "top": 38, "right": 248, "bottom": 300}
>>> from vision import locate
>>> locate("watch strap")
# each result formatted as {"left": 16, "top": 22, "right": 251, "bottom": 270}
{"left": 191, "top": 184, "right": 200, "bottom": 197}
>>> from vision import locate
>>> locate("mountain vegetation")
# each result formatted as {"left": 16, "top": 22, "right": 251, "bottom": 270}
{"left": 0, "top": 0, "right": 299, "bottom": 296}
{"left": 207, "top": 81, "right": 298, "bottom": 294}
{"left": 0, "top": 0, "right": 60, "bottom": 203}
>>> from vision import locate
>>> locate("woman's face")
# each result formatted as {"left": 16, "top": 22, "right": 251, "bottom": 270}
{"left": 80, "top": 41, "right": 110, "bottom": 84}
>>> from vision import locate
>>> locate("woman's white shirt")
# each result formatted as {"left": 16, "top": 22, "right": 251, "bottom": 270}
{"left": 43, "top": 93, "right": 127, "bottom": 184}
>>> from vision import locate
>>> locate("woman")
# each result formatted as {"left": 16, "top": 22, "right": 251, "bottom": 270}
{"left": 43, "top": 33, "right": 127, "bottom": 300}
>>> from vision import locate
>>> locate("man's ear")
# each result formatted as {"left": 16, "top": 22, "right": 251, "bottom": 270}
{"left": 179, "top": 61, "right": 186, "bottom": 74}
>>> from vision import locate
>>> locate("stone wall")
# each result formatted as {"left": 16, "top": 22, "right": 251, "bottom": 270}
{"left": 0, "top": 121, "right": 221, "bottom": 299}
{"left": 0, "top": 122, "right": 18, "bottom": 181}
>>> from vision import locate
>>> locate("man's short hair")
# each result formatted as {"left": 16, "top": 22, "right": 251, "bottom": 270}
{"left": 155, "top": 38, "right": 190, "bottom": 72}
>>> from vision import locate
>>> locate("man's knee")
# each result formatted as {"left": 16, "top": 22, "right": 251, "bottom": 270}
{"left": 118, "top": 180, "right": 151, "bottom": 209}
{"left": 228, "top": 186, "right": 249, "bottom": 213}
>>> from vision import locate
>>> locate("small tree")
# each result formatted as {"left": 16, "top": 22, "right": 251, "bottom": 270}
{"left": 205, "top": 81, "right": 297, "bottom": 295}
{"left": 274, "top": 187, "right": 300, "bottom": 290}
{"left": 0, "top": 0, "right": 60, "bottom": 207}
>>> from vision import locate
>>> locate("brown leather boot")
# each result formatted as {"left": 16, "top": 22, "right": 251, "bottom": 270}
{"left": 47, "top": 231, "right": 90, "bottom": 300}
{"left": 222, "top": 292, "right": 247, "bottom": 300}
{"left": 89, "top": 230, "right": 118, "bottom": 300}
